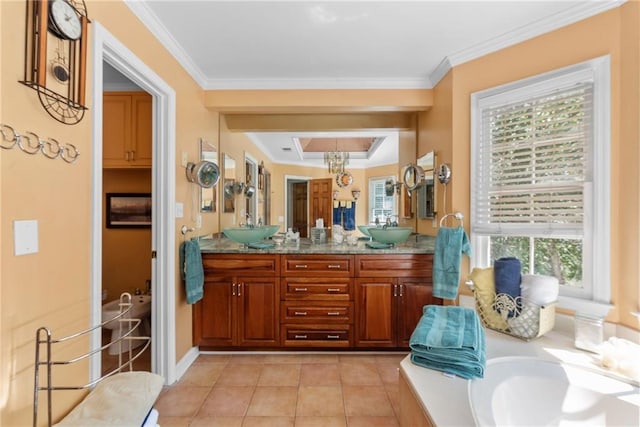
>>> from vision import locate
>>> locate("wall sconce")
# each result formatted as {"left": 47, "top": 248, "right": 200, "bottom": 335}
{"left": 394, "top": 182, "right": 403, "bottom": 196}
{"left": 333, "top": 190, "right": 340, "bottom": 200}
{"left": 351, "top": 189, "right": 361, "bottom": 200}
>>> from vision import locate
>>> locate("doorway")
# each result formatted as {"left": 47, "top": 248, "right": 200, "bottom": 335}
{"left": 284, "top": 175, "right": 309, "bottom": 236}
{"left": 90, "top": 23, "right": 177, "bottom": 385}
{"left": 292, "top": 182, "right": 308, "bottom": 237}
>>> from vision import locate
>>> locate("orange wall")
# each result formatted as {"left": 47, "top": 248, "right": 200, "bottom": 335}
{"left": 419, "top": 3, "right": 640, "bottom": 328}
{"left": 1, "top": 0, "right": 219, "bottom": 424}
{"left": 417, "top": 71, "right": 453, "bottom": 236}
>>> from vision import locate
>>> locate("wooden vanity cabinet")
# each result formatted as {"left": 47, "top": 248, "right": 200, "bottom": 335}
{"left": 280, "top": 255, "right": 354, "bottom": 347}
{"left": 355, "top": 254, "right": 441, "bottom": 348}
{"left": 194, "top": 254, "right": 280, "bottom": 349}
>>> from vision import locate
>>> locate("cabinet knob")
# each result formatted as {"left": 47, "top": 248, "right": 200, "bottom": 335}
{"left": 237, "top": 283, "right": 242, "bottom": 296}
{"left": 294, "top": 287, "right": 308, "bottom": 292}
{"left": 294, "top": 335, "right": 308, "bottom": 340}
{"left": 393, "top": 284, "right": 398, "bottom": 297}
{"left": 327, "top": 264, "right": 341, "bottom": 269}
{"left": 327, "top": 312, "right": 341, "bottom": 316}
{"left": 294, "top": 311, "right": 307, "bottom": 316}
{"left": 327, "top": 288, "right": 341, "bottom": 292}
{"left": 294, "top": 264, "right": 308, "bottom": 269}
{"left": 232, "top": 283, "right": 236, "bottom": 296}
{"left": 326, "top": 335, "right": 340, "bottom": 339}
{"left": 399, "top": 284, "right": 404, "bottom": 297}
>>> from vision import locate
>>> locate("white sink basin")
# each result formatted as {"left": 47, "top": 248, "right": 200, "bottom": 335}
{"left": 468, "top": 357, "right": 639, "bottom": 426}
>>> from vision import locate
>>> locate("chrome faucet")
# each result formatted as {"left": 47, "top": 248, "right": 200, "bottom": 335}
{"left": 246, "top": 213, "right": 254, "bottom": 228}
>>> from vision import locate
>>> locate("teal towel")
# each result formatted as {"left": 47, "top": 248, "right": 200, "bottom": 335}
{"left": 409, "top": 305, "right": 485, "bottom": 379}
{"left": 433, "top": 226, "right": 471, "bottom": 299}
{"left": 179, "top": 238, "right": 204, "bottom": 304}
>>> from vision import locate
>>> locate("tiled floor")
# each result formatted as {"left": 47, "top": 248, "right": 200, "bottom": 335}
{"left": 155, "top": 353, "right": 408, "bottom": 427}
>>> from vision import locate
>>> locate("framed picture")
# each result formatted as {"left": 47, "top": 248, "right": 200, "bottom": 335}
{"left": 106, "top": 193, "right": 152, "bottom": 228}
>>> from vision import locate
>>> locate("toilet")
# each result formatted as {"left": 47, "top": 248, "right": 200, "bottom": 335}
{"left": 102, "top": 294, "right": 152, "bottom": 355}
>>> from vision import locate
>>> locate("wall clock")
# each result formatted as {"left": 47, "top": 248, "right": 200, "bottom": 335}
{"left": 20, "top": 0, "right": 90, "bottom": 125}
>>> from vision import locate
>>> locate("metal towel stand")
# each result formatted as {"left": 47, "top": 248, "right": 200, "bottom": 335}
{"left": 33, "top": 293, "right": 150, "bottom": 427}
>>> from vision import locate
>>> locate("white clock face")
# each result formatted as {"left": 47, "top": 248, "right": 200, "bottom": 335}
{"left": 50, "top": 0, "right": 82, "bottom": 41}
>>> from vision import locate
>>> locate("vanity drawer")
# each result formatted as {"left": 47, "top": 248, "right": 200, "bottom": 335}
{"left": 202, "top": 254, "right": 279, "bottom": 276}
{"left": 355, "top": 254, "right": 433, "bottom": 278}
{"left": 281, "top": 277, "right": 352, "bottom": 300}
{"left": 281, "top": 324, "right": 352, "bottom": 347}
{"left": 281, "top": 301, "right": 353, "bottom": 323}
{"left": 282, "top": 255, "right": 354, "bottom": 277}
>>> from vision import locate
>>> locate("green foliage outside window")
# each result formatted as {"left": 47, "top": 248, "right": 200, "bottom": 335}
{"left": 490, "top": 236, "right": 582, "bottom": 288}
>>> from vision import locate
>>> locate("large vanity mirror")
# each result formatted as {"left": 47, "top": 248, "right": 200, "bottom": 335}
{"left": 416, "top": 151, "right": 436, "bottom": 219}
{"left": 216, "top": 113, "right": 418, "bottom": 235}
{"left": 200, "top": 140, "right": 218, "bottom": 213}
{"left": 223, "top": 153, "right": 236, "bottom": 214}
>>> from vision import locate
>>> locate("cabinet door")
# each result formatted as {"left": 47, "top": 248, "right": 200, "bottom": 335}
{"left": 103, "top": 94, "right": 132, "bottom": 168}
{"left": 130, "top": 93, "right": 152, "bottom": 167}
{"left": 193, "top": 275, "right": 235, "bottom": 348}
{"left": 355, "top": 278, "right": 396, "bottom": 347}
{"left": 397, "top": 278, "right": 442, "bottom": 348}
{"left": 237, "top": 276, "right": 279, "bottom": 347}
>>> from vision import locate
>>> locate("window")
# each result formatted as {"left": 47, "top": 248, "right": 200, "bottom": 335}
{"left": 470, "top": 56, "right": 611, "bottom": 314}
{"left": 368, "top": 177, "right": 396, "bottom": 225}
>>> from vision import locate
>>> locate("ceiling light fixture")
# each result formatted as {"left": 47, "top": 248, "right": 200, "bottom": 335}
{"left": 324, "top": 138, "right": 349, "bottom": 174}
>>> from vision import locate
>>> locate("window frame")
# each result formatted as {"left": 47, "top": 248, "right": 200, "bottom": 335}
{"left": 368, "top": 176, "right": 397, "bottom": 225}
{"left": 470, "top": 55, "right": 612, "bottom": 316}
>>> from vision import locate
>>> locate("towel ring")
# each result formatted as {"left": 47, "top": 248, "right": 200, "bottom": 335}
{"left": 440, "top": 212, "right": 464, "bottom": 228}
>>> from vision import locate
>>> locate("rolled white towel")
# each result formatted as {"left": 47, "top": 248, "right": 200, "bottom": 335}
{"left": 520, "top": 274, "right": 559, "bottom": 306}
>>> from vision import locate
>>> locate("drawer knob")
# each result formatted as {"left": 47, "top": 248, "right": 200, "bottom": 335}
{"left": 327, "top": 335, "right": 340, "bottom": 339}
{"left": 294, "top": 335, "right": 308, "bottom": 339}
{"left": 294, "top": 311, "right": 307, "bottom": 316}
{"left": 295, "top": 264, "right": 308, "bottom": 269}
{"left": 294, "top": 287, "right": 308, "bottom": 292}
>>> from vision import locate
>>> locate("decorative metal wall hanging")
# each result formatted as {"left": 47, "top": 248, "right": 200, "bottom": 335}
{"left": 20, "top": 0, "right": 90, "bottom": 125}
{"left": 0, "top": 123, "right": 80, "bottom": 163}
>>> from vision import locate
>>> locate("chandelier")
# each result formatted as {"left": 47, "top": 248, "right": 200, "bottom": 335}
{"left": 324, "top": 139, "right": 349, "bottom": 174}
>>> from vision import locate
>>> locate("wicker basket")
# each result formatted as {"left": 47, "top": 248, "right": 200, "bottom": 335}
{"left": 468, "top": 282, "right": 556, "bottom": 340}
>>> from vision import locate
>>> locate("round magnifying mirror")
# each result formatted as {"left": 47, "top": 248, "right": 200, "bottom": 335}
{"left": 186, "top": 160, "right": 220, "bottom": 188}
{"left": 403, "top": 164, "right": 424, "bottom": 191}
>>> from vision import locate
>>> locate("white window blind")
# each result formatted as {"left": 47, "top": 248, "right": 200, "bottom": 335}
{"left": 473, "top": 83, "right": 593, "bottom": 237}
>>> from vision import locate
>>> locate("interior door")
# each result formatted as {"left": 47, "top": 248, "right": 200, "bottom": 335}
{"left": 310, "top": 178, "right": 333, "bottom": 237}
{"left": 292, "top": 182, "right": 308, "bottom": 237}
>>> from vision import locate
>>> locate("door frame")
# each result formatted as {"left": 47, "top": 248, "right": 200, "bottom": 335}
{"left": 90, "top": 22, "right": 177, "bottom": 385}
{"left": 284, "top": 175, "right": 310, "bottom": 231}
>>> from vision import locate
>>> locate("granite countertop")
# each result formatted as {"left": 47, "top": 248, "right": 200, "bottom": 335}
{"left": 198, "top": 235, "right": 435, "bottom": 254}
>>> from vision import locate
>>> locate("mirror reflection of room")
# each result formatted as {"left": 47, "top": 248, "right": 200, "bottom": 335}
{"left": 200, "top": 140, "right": 217, "bottom": 213}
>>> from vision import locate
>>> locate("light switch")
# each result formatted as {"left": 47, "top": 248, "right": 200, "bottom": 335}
{"left": 176, "top": 202, "right": 184, "bottom": 218}
{"left": 14, "top": 220, "right": 38, "bottom": 256}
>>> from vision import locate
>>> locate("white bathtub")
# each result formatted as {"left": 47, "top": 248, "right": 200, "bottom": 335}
{"left": 469, "top": 357, "right": 640, "bottom": 426}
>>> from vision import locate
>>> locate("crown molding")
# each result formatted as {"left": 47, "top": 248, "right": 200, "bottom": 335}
{"left": 429, "top": 0, "right": 626, "bottom": 87}
{"left": 124, "top": 0, "right": 208, "bottom": 88}
{"left": 202, "top": 77, "right": 432, "bottom": 90}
